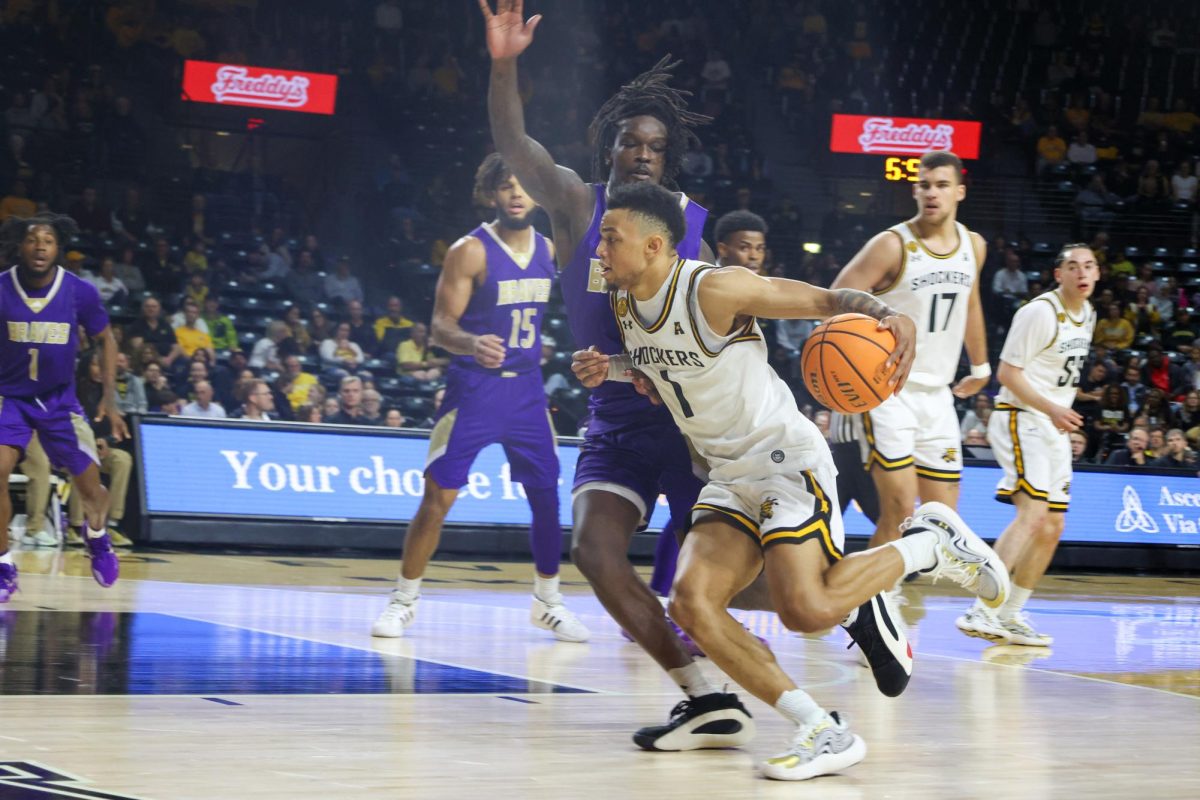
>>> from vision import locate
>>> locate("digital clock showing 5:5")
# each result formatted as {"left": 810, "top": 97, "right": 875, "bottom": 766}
{"left": 884, "top": 156, "right": 922, "bottom": 182}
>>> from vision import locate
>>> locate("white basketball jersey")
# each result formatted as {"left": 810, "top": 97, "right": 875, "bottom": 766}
{"left": 878, "top": 221, "right": 978, "bottom": 387}
{"left": 996, "top": 290, "right": 1096, "bottom": 418}
{"left": 613, "top": 259, "right": 830, "bottom": 483}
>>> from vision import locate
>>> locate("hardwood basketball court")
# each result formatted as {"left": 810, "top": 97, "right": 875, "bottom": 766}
{"left": 0, "top": 548, "right": 1197, "bottom": 799}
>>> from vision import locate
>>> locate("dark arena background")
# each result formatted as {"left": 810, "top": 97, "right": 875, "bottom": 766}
{"left": 0, "top": 1, "right": 1198, "bottom": 798}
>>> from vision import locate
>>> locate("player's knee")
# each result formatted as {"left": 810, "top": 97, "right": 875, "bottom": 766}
{"left": 570, "top": 527, "right": 616, "bottom": 578}
{"left": 878, "top": 488, "right": 915, "bottom": 521}
{"left": 1018, "top": 503, "right": 1050, "bottom": 530}
{"left": 777, "top": 595, "right": 840, "bottom": 633}
{"left": 1040, "top": 514, "right": 1066, "bottom": 542}
{"left": 665, "top": 586, "right": 706, "bottom": 634}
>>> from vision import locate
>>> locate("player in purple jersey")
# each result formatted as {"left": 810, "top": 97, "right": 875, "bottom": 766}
{"left": 481, "top": 0, "right": 756, "bottom": 750}
{"left": 370, "top": 154, "right": 589, "bottom": 643}
{"left": 0, "top": 214, "right": 126, "bottom": 600}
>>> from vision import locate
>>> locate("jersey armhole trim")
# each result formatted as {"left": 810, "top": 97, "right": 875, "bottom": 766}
{"left": 1032, "top": 297, "right": 1060, "bottom": 352}
{"left": 685, "top": 266, "right": 722, "bottom": 358}
{"left": 873, "top": 230, "right": 907, "bottom": 296}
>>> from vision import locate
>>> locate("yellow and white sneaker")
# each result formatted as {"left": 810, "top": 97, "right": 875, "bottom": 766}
{"left": 998, "top": 611, "right": 1053, "bottom": 647}
{"left": 904, "top": 501, "right": 1010, "bottom": 609}
{"left": 955, "top": 606, "right": 1008, "bottom": 642}
{"left": 761, "top": 711, "right": 867, "bottom": 781}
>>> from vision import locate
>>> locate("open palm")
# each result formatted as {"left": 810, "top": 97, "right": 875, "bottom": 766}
{"left": 477, "top": 0, "right": 542, "bottom": 60}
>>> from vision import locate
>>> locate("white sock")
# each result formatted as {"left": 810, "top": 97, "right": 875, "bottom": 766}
{"left": 86, "top": 525, "right": 106, "bottom": 540}
{"left": 395, "top": 576, "right": 421, "bottom": 601}
{"left": 668, "top": 662, "right": 719, "bottom": 698}
{"left": 774, "top": 688, "right": 826, "bottom": 727}
{"left": 999, "top": 584, "right": 1033, "bottom": 620}
{"left": 0, "top": 551, "right": 12, "bottom": 565}
{"left": 888, "top": 530, "right": 938, "bottom": 574}
{"left": 533, "top": 573, "right": 560, "bottom": 603}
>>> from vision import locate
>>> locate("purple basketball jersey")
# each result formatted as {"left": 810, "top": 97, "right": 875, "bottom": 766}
{"left": 0, "top": 266, "right": 108, "bottom": 397}
{"left": 561, "top": 184, "right": 708, "bottom": 431}
{"left": 454, "top": 224, "right": 555, "bottom": 375}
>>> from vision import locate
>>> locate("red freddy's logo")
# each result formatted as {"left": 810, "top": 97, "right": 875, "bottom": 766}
{"left": 829, "top": 114, "right": 981, "bottom": 159}
{"left": 212, "top": 66, "right": 309, "bottom": 109}
{"left": 858, "top": 117, "right": 954, "bottom": 154}
{"left": 182, "top": 60, "right": 338, "bottom": 116}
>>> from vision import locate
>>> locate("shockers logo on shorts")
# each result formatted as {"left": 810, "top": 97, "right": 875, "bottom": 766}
{"left": 759, "top": 497, "right": 779, "bottom": 522}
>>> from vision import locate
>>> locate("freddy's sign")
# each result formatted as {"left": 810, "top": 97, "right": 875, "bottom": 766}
{"left": 830, "top": 114, "right": 981, "bottom": 159}
{"left": 182, "top": 60, "right": 338, "bottom": 115}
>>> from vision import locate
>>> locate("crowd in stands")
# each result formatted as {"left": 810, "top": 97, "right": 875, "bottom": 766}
{"left": 7, "top": 1, "right": 1200, "bottom": 549}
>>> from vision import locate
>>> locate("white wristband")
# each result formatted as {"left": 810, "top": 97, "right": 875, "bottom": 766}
{"left": 970, "top": 362, "right": 992, "bottom": 380}
{"left": 607, "top": 354, "right": 634, "bottom": 382}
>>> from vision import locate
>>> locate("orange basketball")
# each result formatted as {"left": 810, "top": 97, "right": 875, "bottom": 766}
{"left": 800, "top": 313, "right": 898, "bottom": 414}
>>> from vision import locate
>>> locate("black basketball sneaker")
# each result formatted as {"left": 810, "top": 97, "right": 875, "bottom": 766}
{"left": 633, "top": 692, "right": 756, "bottom": 751}
{"left": 842, "top": 592, "right": 913, "bottom": 697}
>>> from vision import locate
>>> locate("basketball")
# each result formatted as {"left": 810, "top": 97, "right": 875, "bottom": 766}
{"left": 801, "top": 313, "right": 898, "bottom": 413}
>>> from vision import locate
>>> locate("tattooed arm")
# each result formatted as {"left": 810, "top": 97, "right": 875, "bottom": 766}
{"left": 697, "top": 267, "right": 918, "bottom": 389}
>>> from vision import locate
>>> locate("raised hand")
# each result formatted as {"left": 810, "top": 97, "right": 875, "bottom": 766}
{"left": 478, "top": 0, "right": 542, "bottom": 60}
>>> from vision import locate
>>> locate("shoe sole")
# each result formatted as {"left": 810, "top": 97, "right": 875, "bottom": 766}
{"left": 916, "top": 502, "right": 1010, "bottom": 609}
{"left": 634, "top": 710, "right": 756, "bottom": 751}
{"left": 955, "top": 623, "right": 1007, "bottom": 643}
{"left": 370, "top": 625, "right": 407, "bottom": 638}
{"left": 761, "top": 734, "right": 868, "bottom": 781}
{"left": 1004, "top": 633, "right": 1053, "bottom": 647}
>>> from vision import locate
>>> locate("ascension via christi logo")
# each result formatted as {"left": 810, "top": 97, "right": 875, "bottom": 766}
{"left": 1115, "top": 485, "right": 1159, "bottom": 534}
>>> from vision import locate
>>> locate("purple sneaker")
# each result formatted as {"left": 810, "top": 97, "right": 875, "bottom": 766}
{"left": 0, "top": 562, "right": 17, "bottom": 602}
{"left": 85, "top": 532, "right": 120, "bottom": 588}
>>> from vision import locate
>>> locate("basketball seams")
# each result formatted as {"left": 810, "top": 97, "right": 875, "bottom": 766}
{"left": 823, "top": 328, "right": 894, "bottom": 358}
{"left": 820, "top": 340, "right": 885, "bottom": 405}
{"left": 802, "top": 314, "right": 895, "bottom": 413}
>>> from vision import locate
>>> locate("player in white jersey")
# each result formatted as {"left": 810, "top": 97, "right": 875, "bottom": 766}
{"left": 958, "top": 244, "right": 1098, "bottom": 646}
{"left": 831, "top": 151, "right": 991, "bottom": 557}
{"left": 573, "top": 182, "right": 1009, "bottom": 781}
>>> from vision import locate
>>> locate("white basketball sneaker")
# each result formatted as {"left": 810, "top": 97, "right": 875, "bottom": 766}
{"left": 760, "top": 711, "right": 867, "bottom": 781}
{"left": 903, "top": 501, "right": 1010, "bottom": 609}
{"left": 22, "top": 524, "right": 58, "bottom": 548}
{"left": 998, "top": 611, "right": 1053, "bottom": 647}
{"left": 371, "top": 591, "right": 419, "bottom": 638}
{"left": 955, "top": 606, "right": 1008, "bottom": 642}
{"left": 530, "top": 594, "right": 590, "bottom": 643}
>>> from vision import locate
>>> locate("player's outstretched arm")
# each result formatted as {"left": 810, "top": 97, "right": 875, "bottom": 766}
{"left": 482, "top": 0, "right": 592, "bottom": 221}
{"left": 698, "top": 267, "right": 917, "bottom": 390}
{"left": 430, "top": 235, "right": 506, "bottom": 369}
{"left": 830, "top": 231, "right": 903, "bottom": 291}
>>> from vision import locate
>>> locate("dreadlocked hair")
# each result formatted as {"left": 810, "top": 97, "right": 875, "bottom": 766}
{"left": 588, "top": 55, "right": 711, "bottom": 190}
{"left": 0, "top": 213, "right": 79, "bottom": 262}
